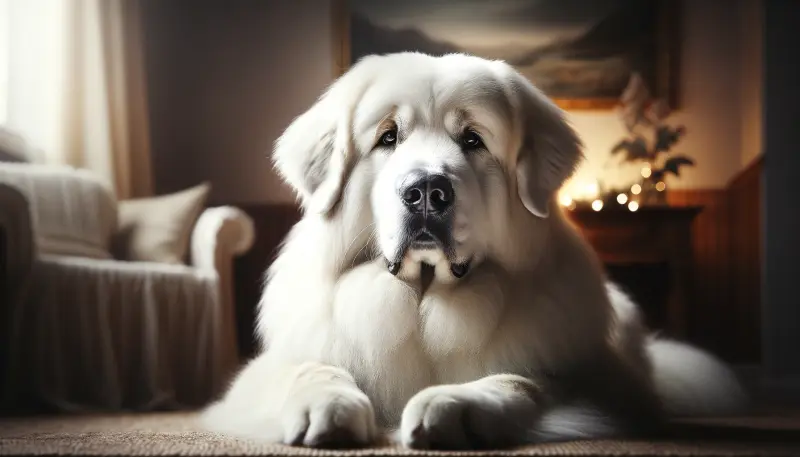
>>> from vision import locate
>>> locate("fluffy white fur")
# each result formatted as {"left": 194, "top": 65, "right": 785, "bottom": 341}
{"left": 201, "top": 52, "right": 748, "bottom": 449}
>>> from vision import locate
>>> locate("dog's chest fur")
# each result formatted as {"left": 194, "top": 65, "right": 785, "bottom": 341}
{"left": 328, "top": 259, "right": 521, "bottom": 425}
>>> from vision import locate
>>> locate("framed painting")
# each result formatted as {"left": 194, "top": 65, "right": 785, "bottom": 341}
{"left": 332, "top": 0, "right": 680, "bottom": 110}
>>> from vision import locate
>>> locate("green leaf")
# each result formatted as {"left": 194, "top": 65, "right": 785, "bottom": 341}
{"left": 662, "top": 155, "right": 695, "bottom": 176}
{"left": 611, "top": 139, "right": 632, "bottom": 156}
{"left": 629, "top": 137, "right": 649, "bottom": 160}
{"left": 654, "top": 125, "right": 684, "bottom": 153}
{"left": 611, "top": 137, "right": 651, "bottom": 162}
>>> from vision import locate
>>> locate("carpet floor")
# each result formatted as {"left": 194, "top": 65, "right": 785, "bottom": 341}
{"left": 2, "top": 412, "right": 800, "bottom": 456}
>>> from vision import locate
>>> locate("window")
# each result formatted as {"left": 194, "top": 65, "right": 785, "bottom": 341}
{"left": 0, "top": 0, "right": 9, "bottom": 125}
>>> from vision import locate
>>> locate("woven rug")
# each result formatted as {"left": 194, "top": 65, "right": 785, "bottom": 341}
{"left": 2, "top": 412, "right": 800, "bottom": 456}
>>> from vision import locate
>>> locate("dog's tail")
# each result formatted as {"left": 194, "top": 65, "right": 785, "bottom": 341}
{"left": 646, "top": 337, "right": 749, "bottom": 417}
{"left": 528, "top": 317, "right": 748, "bottom": 444}
{"left": 528, "top": 340, "right": 749, "bottom": 442}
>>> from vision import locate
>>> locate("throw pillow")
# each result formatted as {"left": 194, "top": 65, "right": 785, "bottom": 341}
{"left": 113, "top": 182, "right": 211, "bottom": 264}
{"left": 0, "top": 127, "right": 31, "bottom": 163}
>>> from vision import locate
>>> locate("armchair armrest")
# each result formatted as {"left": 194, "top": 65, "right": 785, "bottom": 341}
{"left": 190, "top": 206, "right": 255, "bottom": 273}
{"left": 189, "top": 206, "right": 255, "bottom": 368}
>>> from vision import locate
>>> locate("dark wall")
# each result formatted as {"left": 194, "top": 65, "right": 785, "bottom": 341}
{"left": 762, "top": 0, "right": 800, "bottom": 378}
{"left": 140, "top": 0, "right": 334, "bottom": 205}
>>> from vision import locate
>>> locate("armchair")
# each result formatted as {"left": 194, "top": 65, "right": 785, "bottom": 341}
{"left": 0, "top": 163, "right": 254, "bottom": 412}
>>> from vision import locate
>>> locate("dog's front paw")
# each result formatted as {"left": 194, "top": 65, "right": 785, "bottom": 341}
{"left": 281, "top": 386, "right": 378, "bottom": 448}
{"left": 400, "top": 377, "right": 539, "bottom": 450}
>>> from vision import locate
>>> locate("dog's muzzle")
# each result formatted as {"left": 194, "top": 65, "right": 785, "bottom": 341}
{"left": 398, "top": 171, "right": 454, "bottom": 250}
{"left": 386, "top": 171, "right": 471, "bottom": 278}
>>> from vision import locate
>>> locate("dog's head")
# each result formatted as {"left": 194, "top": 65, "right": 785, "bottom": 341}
{"left": 273, "top": 52, "right": 583, "bottom": 282}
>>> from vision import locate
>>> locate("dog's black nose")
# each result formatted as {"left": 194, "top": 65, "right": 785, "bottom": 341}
{"left": 400, "top": 174, "right": 454, "bottom": 214}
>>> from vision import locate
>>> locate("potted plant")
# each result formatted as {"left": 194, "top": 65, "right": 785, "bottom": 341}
{"left": 611, "top": 73, "right": 694, "bottom": 205}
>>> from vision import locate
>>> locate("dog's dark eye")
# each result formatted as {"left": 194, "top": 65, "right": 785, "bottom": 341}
{"left": 379, "top": 129, "right": 397, "bottom": 147}
{"left": 460, "top": 130, "right": 484, "bottom": 151}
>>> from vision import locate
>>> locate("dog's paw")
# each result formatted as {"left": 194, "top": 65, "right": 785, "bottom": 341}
{"left": 281, "top": 386, "right": 378, "bottom": 448}
{"left": 400, "top": 379, "right": 539, "bottom": 450}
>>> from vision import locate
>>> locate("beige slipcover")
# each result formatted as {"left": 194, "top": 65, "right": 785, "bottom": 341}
{"left": 0, "top": 163, "right": 254, "bottom": 411}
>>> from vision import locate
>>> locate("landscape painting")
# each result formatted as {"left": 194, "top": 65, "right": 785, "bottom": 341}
{"left": 337, "top": 0, "right": 677, "bottom": 109}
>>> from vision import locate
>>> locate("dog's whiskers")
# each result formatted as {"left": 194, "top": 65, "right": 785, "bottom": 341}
{"left": 342, "top": 222, "right": 378, "bottom": 267}
{"left": 350, "top": 230, "right": 379, "bottom": 269}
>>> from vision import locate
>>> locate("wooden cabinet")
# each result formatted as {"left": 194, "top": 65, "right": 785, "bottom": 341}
{"left": 566, "top": 205, "right": 702, "bottom": 338}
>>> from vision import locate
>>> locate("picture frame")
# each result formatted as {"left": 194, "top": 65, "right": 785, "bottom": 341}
{"left": 332, "top": 0, "right": 680, "bottom": 110}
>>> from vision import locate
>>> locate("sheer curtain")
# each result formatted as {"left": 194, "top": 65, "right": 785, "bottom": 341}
{"left": 0, "top": 0, "right": 153, "bottom": 199}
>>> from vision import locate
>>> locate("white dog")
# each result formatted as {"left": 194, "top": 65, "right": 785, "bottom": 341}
{"left": 202, "top": 52, "right": 747, "bottom": 449}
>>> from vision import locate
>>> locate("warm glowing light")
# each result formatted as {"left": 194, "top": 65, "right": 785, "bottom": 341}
{"left": 628, "top": 201, "right": 640, "bottom": 212}
{"left": 559, "top": 193, "right": 573, "bottom": 207}
{"left": 591, "top": 199, "right": 604, "bottom": 211}
{"left": 616, "top": 193, "right": 628, "bottom": 204}
{"left": 582, "top": 181, "right": 600, "bottom": 199}
{"left": 656, "top": 181, "right": 666, "bottom": 192}
{"left": 631, "top": 184, "right": 642, "bottom": 195}
{"left": 641, "top": 167, "right": 652, "bottom": 178}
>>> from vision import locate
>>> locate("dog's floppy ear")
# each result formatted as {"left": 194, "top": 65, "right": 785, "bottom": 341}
{"left": 272, "top": 61, "right": 372, "bottom": 216}
{"left": 505, "top": 69, "right": 584, "bottom": 218}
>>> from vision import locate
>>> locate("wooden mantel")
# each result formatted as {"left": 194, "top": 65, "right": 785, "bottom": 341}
{"left": 568, "top": 206, "right": 702, "bottom": 264}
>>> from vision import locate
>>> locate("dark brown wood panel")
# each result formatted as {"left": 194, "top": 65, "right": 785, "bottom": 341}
{"left": 666, "top": 189, "right": 732, "bottom": 358}
{"left": 665, "top": 157, "right": 763, "bottom": 364}
{"left": 727, "top": 156, "right": 764, "bottom": 364}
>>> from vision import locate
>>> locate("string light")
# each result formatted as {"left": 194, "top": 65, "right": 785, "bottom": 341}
{"left": 591, "top": 199, "right": 604, "bottom": 211}
{"left": 641, "top": 166, "right": 652, "bottom": 178}
{"left": 631, "top": 184, "right": 642, "bottom": 195}
{"left": 628, "top": 201, "right": 639, "bottom": 212}
{"left": 655, "top": 181, "right": 666, "bottom": 192}
{"left": 559, "top": 194, "right": 573, "bottom": 207}
{"left": 616, "top": 193, "right": 628, "bottom": 204}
